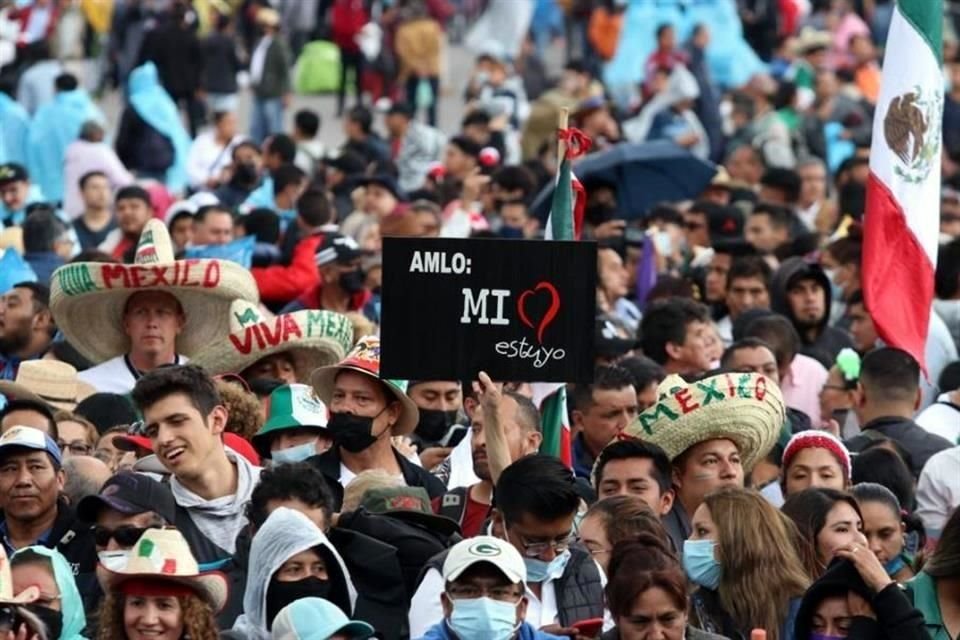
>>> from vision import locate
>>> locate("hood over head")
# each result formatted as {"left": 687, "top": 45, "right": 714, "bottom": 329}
{"left": 770, "top": 256, "right": 833, "bottom": 332}
{"left": 233, "top": 507, "right": 356, "bottom": 640}
{"left": 13, "top": 546, "right": 88, "bottom": 640}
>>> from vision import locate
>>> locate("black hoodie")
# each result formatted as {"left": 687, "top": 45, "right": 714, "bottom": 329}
{"left": 771, "top": 257, "right": 854, "bottom": 368}
{"left": 793, "top": 559, "right": 929, "bottom": 640}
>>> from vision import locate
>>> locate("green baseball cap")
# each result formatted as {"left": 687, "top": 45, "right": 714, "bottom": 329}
{"left": 253, "top": 384, "right": 328, "bottom": 457}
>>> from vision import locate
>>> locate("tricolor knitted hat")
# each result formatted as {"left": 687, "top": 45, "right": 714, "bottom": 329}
{"left": 782, "top": 430, "right": 852, "bottom": 481}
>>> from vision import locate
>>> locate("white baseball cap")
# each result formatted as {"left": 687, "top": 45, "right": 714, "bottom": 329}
{"left": 442, "top": 536, "right": 526, "bottom": 584}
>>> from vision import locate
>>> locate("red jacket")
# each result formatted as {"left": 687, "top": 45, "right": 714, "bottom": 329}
{"left": 13, "top": 4, "right": 59, "bottom": 47}
{"left": 252, "top": 233, "right": 325, "bottom": 304}
{"left": 331, "top": 0, "right": 369, "bottom": 53}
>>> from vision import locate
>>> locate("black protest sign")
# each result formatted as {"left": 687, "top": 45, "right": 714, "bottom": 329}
{"left": 380, "top": 237, "right": 597, "bottom": 382}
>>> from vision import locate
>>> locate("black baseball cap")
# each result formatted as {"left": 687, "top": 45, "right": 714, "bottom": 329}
{"left": 0, "top": 163, "right": 28, "bottom": 186}
{"left": 314, "top": 232, "right": 365, "bottom": 267}
{"left": 359, "top": 174, "right": 407, "bottom": 202}
{"left": 76, "top": 472, "right": 177, "bottom": 524}
{"left": 326, "top": 152, "right": 367, "bottom": 177}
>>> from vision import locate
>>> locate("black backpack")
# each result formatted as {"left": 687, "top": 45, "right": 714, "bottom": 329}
{"left": 336, "top": 507, "right": 462, "bottom": 599}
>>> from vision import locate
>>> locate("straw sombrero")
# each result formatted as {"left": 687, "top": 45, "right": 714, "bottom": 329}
{"left": 100, "top": 528, "right": 228, "bottom": 611}
{"left": 0, "top": 543, "right": 39, "bottom": 604}
{"left": 310, "top": 335, "right": 419, "bottom": 436}
{"left": 0, "top": 360, "right": 95, "bottom": 411}
{"left": 49, "top": 219, "right": 259, "bottom": 364}
{"left": 190, "top": 300, "right": 354, "bottom": 383}
{"left": 620, "top": 372, "right": 784, "bottom": 470}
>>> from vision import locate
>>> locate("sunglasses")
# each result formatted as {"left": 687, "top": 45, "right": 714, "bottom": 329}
{"left": 94, "top": 525, "right": 150, "bottom": 548}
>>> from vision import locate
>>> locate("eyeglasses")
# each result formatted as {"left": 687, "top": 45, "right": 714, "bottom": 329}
{"left": 509, "top": 528, "right": 574, "bottom": 558}
{"left": 57, "top": 441, "right": 93, "bottom": 455}
{"left": 94, "top": 525, "right": 150, "bottom": 548}
{"left": 446, "top": 584, "right": 523, "bottom": 603}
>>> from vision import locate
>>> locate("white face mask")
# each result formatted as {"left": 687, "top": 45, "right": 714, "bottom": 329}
{"left": 98, "top": 550, "right": 129, "bottom": 572}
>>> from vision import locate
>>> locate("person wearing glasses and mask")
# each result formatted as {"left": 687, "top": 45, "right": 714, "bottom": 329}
{"left": 417, "top": 536, "right": 565, "bottom": 640}
{"left": 410, "top": 454, "right": 605, "bottom": 639}
{"left": 76, "top": 472, "right": 176, "bottom": 558}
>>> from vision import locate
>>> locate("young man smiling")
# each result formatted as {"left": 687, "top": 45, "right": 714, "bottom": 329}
{"left": 131, "top": 364, "right": 262, "bottom": 625}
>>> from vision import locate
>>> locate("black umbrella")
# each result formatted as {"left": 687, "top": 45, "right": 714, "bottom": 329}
{"left": 531, "top": 140, "right": 717, "bottom": 221}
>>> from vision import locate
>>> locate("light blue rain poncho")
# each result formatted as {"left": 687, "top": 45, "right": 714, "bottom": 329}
{"left": 12, "top": 546, "right": 88, "bottom": 640}
{"left": 26, "top": 88, "right": 104, "bottom": 204}
{"left": 127, "top": 62, "right": 191, "bottom": 194}
{"left": 232, "top": 508, "right": 357, "bottom": 640}
{"left": 0, "top": 93, "right": 29, "bottom": 165}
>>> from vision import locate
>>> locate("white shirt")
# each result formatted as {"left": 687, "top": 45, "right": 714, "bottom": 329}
{"left": 715, "top": 315, "right": 733, "bottom": 346}
{"left": 78, "top": 354, "right": 189, "bottom": 394}
{"left": 250, "top": 36, "right": 273, "bottom": 86}
{"left": 915, "top": 393, "right": 960, "bottom": 444}
{"left": 915, "top": 446, "right": 960, "bottom": 542}
{"left": 186, "top": 131, "right": 241, "bottom": 189}
{"left": 445, "top": 431, "right": 481, "bottom": 491}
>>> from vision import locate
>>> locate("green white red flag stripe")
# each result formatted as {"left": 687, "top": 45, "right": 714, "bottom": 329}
{"left": 863, "top": 0, "right": 943, "bottom": 371}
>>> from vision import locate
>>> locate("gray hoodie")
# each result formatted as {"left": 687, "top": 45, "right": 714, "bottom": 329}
{"left": 232, "top": 507, "right": 357, "bottom": 640}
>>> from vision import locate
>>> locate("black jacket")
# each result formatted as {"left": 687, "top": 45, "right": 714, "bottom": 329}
{"left": 115, "top": 106, "right": 174, "bottom": 174}
{"left": 771, "top": 257, "right": 854, "bottom": 367}
{"left": 794, "top": 559, "right": 930, "bottom": 640}
{"left": 844, "top": 416, "right": 952, "bottom": 477}
{"left": 201, "top": 32, "right": 240, "bottom": 94}
{"left": 306, "top": 447, "right": 446, "bottom": 512}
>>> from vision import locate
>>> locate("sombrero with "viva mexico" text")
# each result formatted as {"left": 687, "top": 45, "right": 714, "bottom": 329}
{"left": 49, "top": 219, "right": 259, "bottom": 364}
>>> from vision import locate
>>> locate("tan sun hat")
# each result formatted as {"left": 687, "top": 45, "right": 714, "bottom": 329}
{"left": 256, "top": 7, "right": 280, "bottom": 27}
{"left": 0, "top": 544, "right": 39, "bottom": 604}
{"left": 619, "top": 372, "right": 784, "bottom": 471}
{"left": 100, "top": 528, "right": 228, "bottom": 612}
{"left": 190, "top": 300, "right": 354, "bottom": 383}
{"left": 0, "top": 360, "right": 96, "bottom": 412}
{"left": 49, "top": 219, "right": 260, "bottom": 364}
{"left": 310, "top": 335, "right": 419, "bottom": 436}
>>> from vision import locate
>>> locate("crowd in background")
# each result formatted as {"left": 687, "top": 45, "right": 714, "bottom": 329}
{"left": 0, "top": 0, "right": 958, "bottom": 639}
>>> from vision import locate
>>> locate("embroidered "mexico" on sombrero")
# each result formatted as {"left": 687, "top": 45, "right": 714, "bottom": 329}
{"left": 620, "top": 372, "right": 785, "bottom": 470}
{"left": 49, "top": 219, "right": 259, "bottom": 364}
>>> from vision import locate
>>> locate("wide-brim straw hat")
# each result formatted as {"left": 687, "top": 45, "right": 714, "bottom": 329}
{"left": 190, "top": 300, "right": 354, "bottom": 383}
{"left": 99, "top": 528, "right": 227, "bottom": 611}
{"left": 0, "top": 360, "right": 95, "bottom": 411}
{"left": 620, "top": 372, "right": 784, "bottom": 471}
{"left": 792, "top": 27, "right": 833, "bottom": 55}
{"left": 256, "top": 7, "right": 280, "bottom": 26}
{"left": 49, "top": 219, "right": 259, "bottom": 364}
{"left": 310, "top": 335, "right": 419, "bottom": 436}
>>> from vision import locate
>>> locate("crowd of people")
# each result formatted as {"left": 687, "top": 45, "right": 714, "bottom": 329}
{"left": 0, "top": 0, "right": 958, "bottom": 639}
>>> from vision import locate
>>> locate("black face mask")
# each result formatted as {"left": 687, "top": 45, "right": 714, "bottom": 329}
{"left": 24, "top": 604, "right": 61, "bottom": 640}
{"left": 265, "top": 576, "right": 330, "bottom": 629}
{"left": 415, "top": 408, "right": 459, "bottom": 444}
{"left": 232, "top": 162, "right": 259, "bottom": 187}
{"left": 338, "top": 269, "right": 367, "bottom": 294}
{"left": 328, "top": 408, "right": 386, "bottom": 453}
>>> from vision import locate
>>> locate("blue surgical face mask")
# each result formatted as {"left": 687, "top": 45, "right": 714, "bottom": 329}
{"left": 448, "top": 596, "right": 520, "bottom": 640}
{"left": 682, "top": 539, "right": 721, "bottom": 590}
{"left": 524, "top": 549, "right": 571, "bottom": 584}
{"left": 500, "top": 225, "right": 524, "bottom": 239}
{"left": 811, "top": 634, "right": 846, "bottom": 640}
{"left": 271, "top": 439, "right": 318, "bottom": 465}
{"left": 884, "top": 553, "right": 907, "bottom": 577}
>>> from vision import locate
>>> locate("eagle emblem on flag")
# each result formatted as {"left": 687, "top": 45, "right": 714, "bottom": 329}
{"left": 884, "top": 86, "right": 942, "bottom": 183}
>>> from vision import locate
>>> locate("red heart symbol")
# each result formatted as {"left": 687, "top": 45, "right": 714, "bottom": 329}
{"left": 517, "top": 282, "right": 561, "bottom": 344}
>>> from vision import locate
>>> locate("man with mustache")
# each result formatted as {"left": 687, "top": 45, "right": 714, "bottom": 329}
{"left": 0, "top": 426, "right": 98, "bottom": 611}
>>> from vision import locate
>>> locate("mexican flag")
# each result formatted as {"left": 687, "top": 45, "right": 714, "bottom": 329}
{"left": 536, "top": 133, "right": 585, "bottom": 467}
{"left": 544, "top": 146, "right": 586, "bottom": 241}
{"left": 863, "top": 0, "right": 943, "bottom": 371}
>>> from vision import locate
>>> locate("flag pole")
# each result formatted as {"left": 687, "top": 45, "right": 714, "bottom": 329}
{"left": 556, "top": 107, "right": 569, "bottom": 170}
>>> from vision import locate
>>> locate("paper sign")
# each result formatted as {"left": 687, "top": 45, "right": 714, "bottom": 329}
{"left": 380, "top": 238, "right": 597, "bottom": 382}
{"left": 184, "top": 236, "right": 255, "bottom": 269}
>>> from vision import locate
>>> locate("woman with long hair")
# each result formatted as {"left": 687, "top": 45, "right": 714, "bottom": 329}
{"left": 851, "top": 483, "right": 925, "bottom": 582}
{"left": 578, "top": 495, "right": 673, "bottom": 574}
{"left": 96, "top": 529, "right": 225, "bottom": 640}
{"left": 602, "top": 538, "right": 727, "bottom": 640}
{"left": 685, "top": 487, "right": 810, "bottom": 640}
{"left": 782, "top": 488, "right": 867, "bottom": 579}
